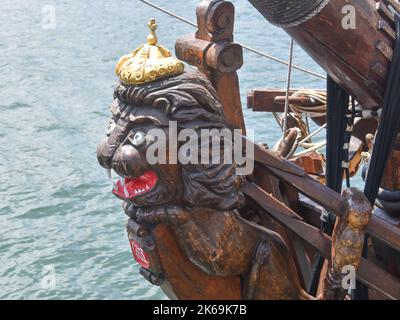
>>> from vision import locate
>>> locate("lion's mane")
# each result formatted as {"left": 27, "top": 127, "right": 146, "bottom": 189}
{"left": 114, "top": 68, "right": 246, "bottom": 211}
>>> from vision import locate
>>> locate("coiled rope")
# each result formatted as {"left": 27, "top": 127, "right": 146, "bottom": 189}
{"left": 290, "top": 90, "right": 327, "bottom": 118}
{"left": 273, "top": 89, "right": 329, "bottom": 158}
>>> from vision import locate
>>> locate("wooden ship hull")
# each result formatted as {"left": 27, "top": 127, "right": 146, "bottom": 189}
{"left": 97, "top": 0, "right": 400, "bottom": 300}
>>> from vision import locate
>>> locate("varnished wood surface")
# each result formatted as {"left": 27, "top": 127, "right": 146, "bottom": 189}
{"left": 213, "top": 72, "right": 246, "bottom": 131}
{"left": 247, "top": 138, "right": 346, "bottom": 215}
{"left": 154, "top": 225, "right": 242, "bottom": 300}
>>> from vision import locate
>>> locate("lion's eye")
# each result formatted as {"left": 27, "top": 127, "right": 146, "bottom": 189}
{"left": 106, "top": 121, "right": 116, "bottom": 136}
{"left": 130, "top": 131, "right": 146, "bottom": 146}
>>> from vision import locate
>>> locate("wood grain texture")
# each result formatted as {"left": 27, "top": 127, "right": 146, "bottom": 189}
{"left": 284, "top": 0, "right": 393, "bottom": 109}
{"left": 154, "top": 224, "right": 242, "bottom": 300}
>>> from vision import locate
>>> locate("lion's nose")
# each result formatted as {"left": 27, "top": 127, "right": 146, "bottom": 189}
{"left": 97, "top": 137, "right": 114, "bottom": 169}
{"left": 111, "top": 144, "right": 148, "bottom": 178}
{"left": 97, "top": 117, "right": 132, "bottom": 169}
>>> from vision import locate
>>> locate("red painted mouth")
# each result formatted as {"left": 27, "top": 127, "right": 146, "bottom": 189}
{"left": 112, "top": 170, "right": 158, "bottom": 199}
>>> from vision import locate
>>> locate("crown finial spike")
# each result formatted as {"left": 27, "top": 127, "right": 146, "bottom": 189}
{"left": 115, "top": 18, "right": 184, "bottom": 85}
{"left": 147, "top": 18, "right": 158, "bottom": 45}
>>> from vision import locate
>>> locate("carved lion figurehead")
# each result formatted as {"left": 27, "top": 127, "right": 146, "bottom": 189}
{"left": 97, "top": 68, "right": 245, "bottom": 212}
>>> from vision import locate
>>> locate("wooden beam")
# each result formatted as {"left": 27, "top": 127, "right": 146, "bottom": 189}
{"left": 357, "top": 259, "right": 400, "bottom": 300}
{"left": 243, "top": 182, "right": 331, "bottom": 257}
{"left": 247, "top": 89, "right": 325, "bottom": 113}
{"left": 248, "top": 89, "right": 296, "bottom": 112}
{"left": 368, "top": 213, "right": 400, "bottom": 250}
{"left": 245, "top": 138, "right": 345, "bottom": 215}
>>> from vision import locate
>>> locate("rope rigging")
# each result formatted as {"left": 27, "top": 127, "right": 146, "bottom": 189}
{"left": 282, "top": 39, "right": 294, "bottom": 136}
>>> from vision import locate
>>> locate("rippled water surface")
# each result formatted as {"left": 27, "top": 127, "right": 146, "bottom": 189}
{"left": 0, "top": 0, "right": 328, "bottom": 299}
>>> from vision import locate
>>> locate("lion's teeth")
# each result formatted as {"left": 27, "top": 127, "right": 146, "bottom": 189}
{"left": 132, "top": 187, "right": 148, "bottom": 196}
{"left": 123, "top": 185, "right": 129, "bottom": 198}
{"left": 145, "top": 185, "right": 149, "bottom": 190}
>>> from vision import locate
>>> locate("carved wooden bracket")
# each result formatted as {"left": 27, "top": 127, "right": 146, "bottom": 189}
{"left": 196, "top": 0, "right": 235, "bottom": 42}
{"left": 175, "top": 0, "right": 242, "bottom": 73}
{"left": 175, "top": 0, "right": 245, "bottom": 131}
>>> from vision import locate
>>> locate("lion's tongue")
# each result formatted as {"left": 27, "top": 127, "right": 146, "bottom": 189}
{"left": 112, "top": 170, "right": 157, "bottom": 198}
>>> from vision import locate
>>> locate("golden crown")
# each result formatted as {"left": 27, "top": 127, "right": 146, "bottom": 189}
{"left": 115, "top": 19, "right": 185, "bottom": 85}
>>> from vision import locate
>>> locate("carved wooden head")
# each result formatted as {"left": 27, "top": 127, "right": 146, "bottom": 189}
{"left": 97, "top": 68, "right": 245, "bottom": 211}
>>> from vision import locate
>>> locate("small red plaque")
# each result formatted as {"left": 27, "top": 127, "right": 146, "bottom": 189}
{"left": 129, "top": 240, "right": 150, "bottom": 269}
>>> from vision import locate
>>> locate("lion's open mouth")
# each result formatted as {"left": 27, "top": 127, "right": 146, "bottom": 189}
{"left": 112, "top": 170, "right": 158, "bottom": 199}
